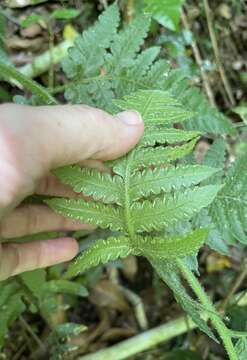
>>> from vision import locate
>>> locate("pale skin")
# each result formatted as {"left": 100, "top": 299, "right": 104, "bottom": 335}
{"left": 0, "top": 103, "right": 144, "bottom": 280}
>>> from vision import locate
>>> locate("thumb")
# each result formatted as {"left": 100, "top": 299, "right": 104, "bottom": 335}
{"left": 22, "top": 104, "right": 144, "bottom": 169}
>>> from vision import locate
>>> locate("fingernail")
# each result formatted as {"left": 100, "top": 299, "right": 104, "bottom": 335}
{"left": 116, "top": 110, "right": 143, "bottom": 125}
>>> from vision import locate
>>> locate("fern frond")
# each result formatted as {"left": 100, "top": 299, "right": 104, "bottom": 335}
{"left": 65, "top": 236, "right": 132, "bottom": 278}
{"left": 134, "top": 228, "right": 208, "bottom": 259}
{"left": 54, "top": 165, "right": 123, "bottom": 205}
{"left": 130, "top": 165, "right": 219, "bottom": 201}
{"left": 131, "top": 138, "right": 198, "bottom": 170}
{"left": 140, "top": 127, "right": 200, "bottom": 146}
{"left": 163, "top": 70, "right": 235, "bottom": 135}
{"left": 46, "top": 198, "right": 124, "bottom": 232}
{"left": 131, "top": 185, "right": 222, "bottom": 232}
{"left": 210, "top": 157, "right": 247, "bottom": 244}
{"left": 62, "top": 3, "right": 119, "bottom": 80}
{"left": 106, "top": 15, "right": 150, "bottom": 73}
{"left": 153, "top": 260, "right": 218, "bottom": 341}
{"left": 114, "top": 89, "right": 195, "bottom": 125}
{"left": 203, "top": 138, "right": 226, "bottom": 169}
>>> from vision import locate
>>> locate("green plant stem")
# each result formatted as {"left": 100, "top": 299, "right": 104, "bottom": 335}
{"left": 176, "top": 259, "right": 237, "bottom": 360}
{"left": 0, "top": 62, "right": 57, "bottom": 105}
{"left": 79, "top": 290, "right": 247, "bottom": 360}
{"left": 80, "top": 316, "right": 196, "bottom": 360}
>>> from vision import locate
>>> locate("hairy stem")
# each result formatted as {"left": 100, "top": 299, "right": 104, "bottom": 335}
{"left": 0, "top": 62, "right": 57, "bottom": 105}
{"left": 176, "top": 259, "right": 237, "bottom": 360}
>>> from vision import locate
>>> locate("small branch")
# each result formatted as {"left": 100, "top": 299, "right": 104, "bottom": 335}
{"left": 120, "top": 286, "right": 148, "bottom": 330}
{"left": 79, "top": 290, "right": 247, "bottom": 360}
{"left": 124, "top": 0, "right": 134, "bottom": 22}
{"left": 203, "top": 0, "right": 235, "bottom": 106}
{"left": 18, "top": 38, "right": 75, "bottom": 79}
{"left": 19, "top": 316, "right": 45, "bottom": 351}
{"left": 80, "top": 316, "right": 195, "bottom": 360}
{"left": 181, "top": 9, "right": 216, "bottom": 108}
{"left": 220, "top": 259, "right": 247, "bottom": 312}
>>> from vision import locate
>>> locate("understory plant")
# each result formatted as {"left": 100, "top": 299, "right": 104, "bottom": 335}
{"left": 0, "top": 3, "right": 247, "bottom": 359}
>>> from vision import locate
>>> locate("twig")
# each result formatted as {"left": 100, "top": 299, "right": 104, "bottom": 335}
{"left": 120, "top": 286, "right": 148, "bottom": 330}
{"left": 220, "top": 259, "right": 247, "bottom": 312}
{"left": 79, "top": 290, "right": 247, "bottom": 360}
{"left": 125, "top": 0, "right": 134, "bottom": 22}
{"left": 100, "top": 0, "right": 108, "bottom": 9}
{"left": 203, "top": 0, "right": 235, "bottom": 106}
{"left": 181, "top": 8, "right": 216, "bottom": 108}
{"left": 19, "top": 316, "right": 45, "bottom": 351}
{"left": 18, "top": 38, "right": 75, "bottom": 79}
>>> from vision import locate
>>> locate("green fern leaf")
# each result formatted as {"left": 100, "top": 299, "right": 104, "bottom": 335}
{"left": 62, "top": 3, "right": 119, "bottom": 80}
{"left": 129, "top": 165, "right": 219, "bottom": 201}
{"left": 106, "top": 15, "right": 150, "bottom": 73}
{"left": 134, "top": 228, "right": 208, "bottom": 259}
{"left": 152, "top": 260, "right": 218, "bottom": 341}
{"left": 203, "top": 138, "right": 226, "bottom": 169}
{"left": 210, "top": 156, "right": 247, "bottom": 244}
{"left": 65, "top": 236, "right": 132, "bottom": 278}
{"left": 46, "top": 198, "right": 124, "bottom": 232}
{"left": 50, "top": 90, "right": 221, "bottom": 277}
{"left": 114, "top": 89, "right": 195, "bottom": 125}
{"left": 140, "top": 127, "right": 200, "bottom": 146}
{"left": 163, "top": 70, "right": 235, "bottom": 135}
{"left": 131, "top": 138, "right": 198, "bottom": 171}
{"left": 131, "top": 185, "right": 222, "bottom": 232}
{"left": 54, "top": 165, "right": 123, "bottom": 205}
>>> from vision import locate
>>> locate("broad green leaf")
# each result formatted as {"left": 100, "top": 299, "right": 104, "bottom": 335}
{"left": 144, "top": 0, "right": 185, "bottom": 31}
{"left": 20, "top": 269, "right": 46, "bottom": 299}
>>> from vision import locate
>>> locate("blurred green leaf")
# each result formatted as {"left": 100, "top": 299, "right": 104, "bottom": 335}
{"left": 164, "top": 349, "right": 202, "bottom": 360}
{"left": 144, "top": 0, "right": 185, "bottom": 31}
{"left": 20, "top": 269, "right": 46, "bottom": 299}
{"left": 21, "top": 14, "right": 44, "bottom": 28}
{"left": 232, "top": 105, "right": 247, "bottom": 124}
{"left": 235, "top": 338, "right": 247, "bottom": 359}
{"left": 44, "top": 280, "right": 88, "bottom": 297}
{"left": 51, "top": 8, "right": 80, "bottom": 20}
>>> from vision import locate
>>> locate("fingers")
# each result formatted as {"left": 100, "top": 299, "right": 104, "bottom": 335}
{"left": 0, "top": 104, "right": 143, "bottom": 212}
{"left": 0, "top": 237, "right": 78, "bottom": 280}
{"left": 0, "top": 204, "right": 93, "bottom": 239}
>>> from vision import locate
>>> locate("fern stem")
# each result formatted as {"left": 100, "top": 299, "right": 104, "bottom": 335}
{"left": 123, "top": 152, "right": 135, "bottom": 240}
{"left": 176, "top": 259, "right": 237, "bottom": 360}
{"left": 0, "top": 62, "right": 58, "bottom": 105}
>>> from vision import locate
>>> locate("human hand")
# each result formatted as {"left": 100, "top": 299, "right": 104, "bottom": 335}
{"left": 0, "top": 103, "right": 143, "bottom": 280}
